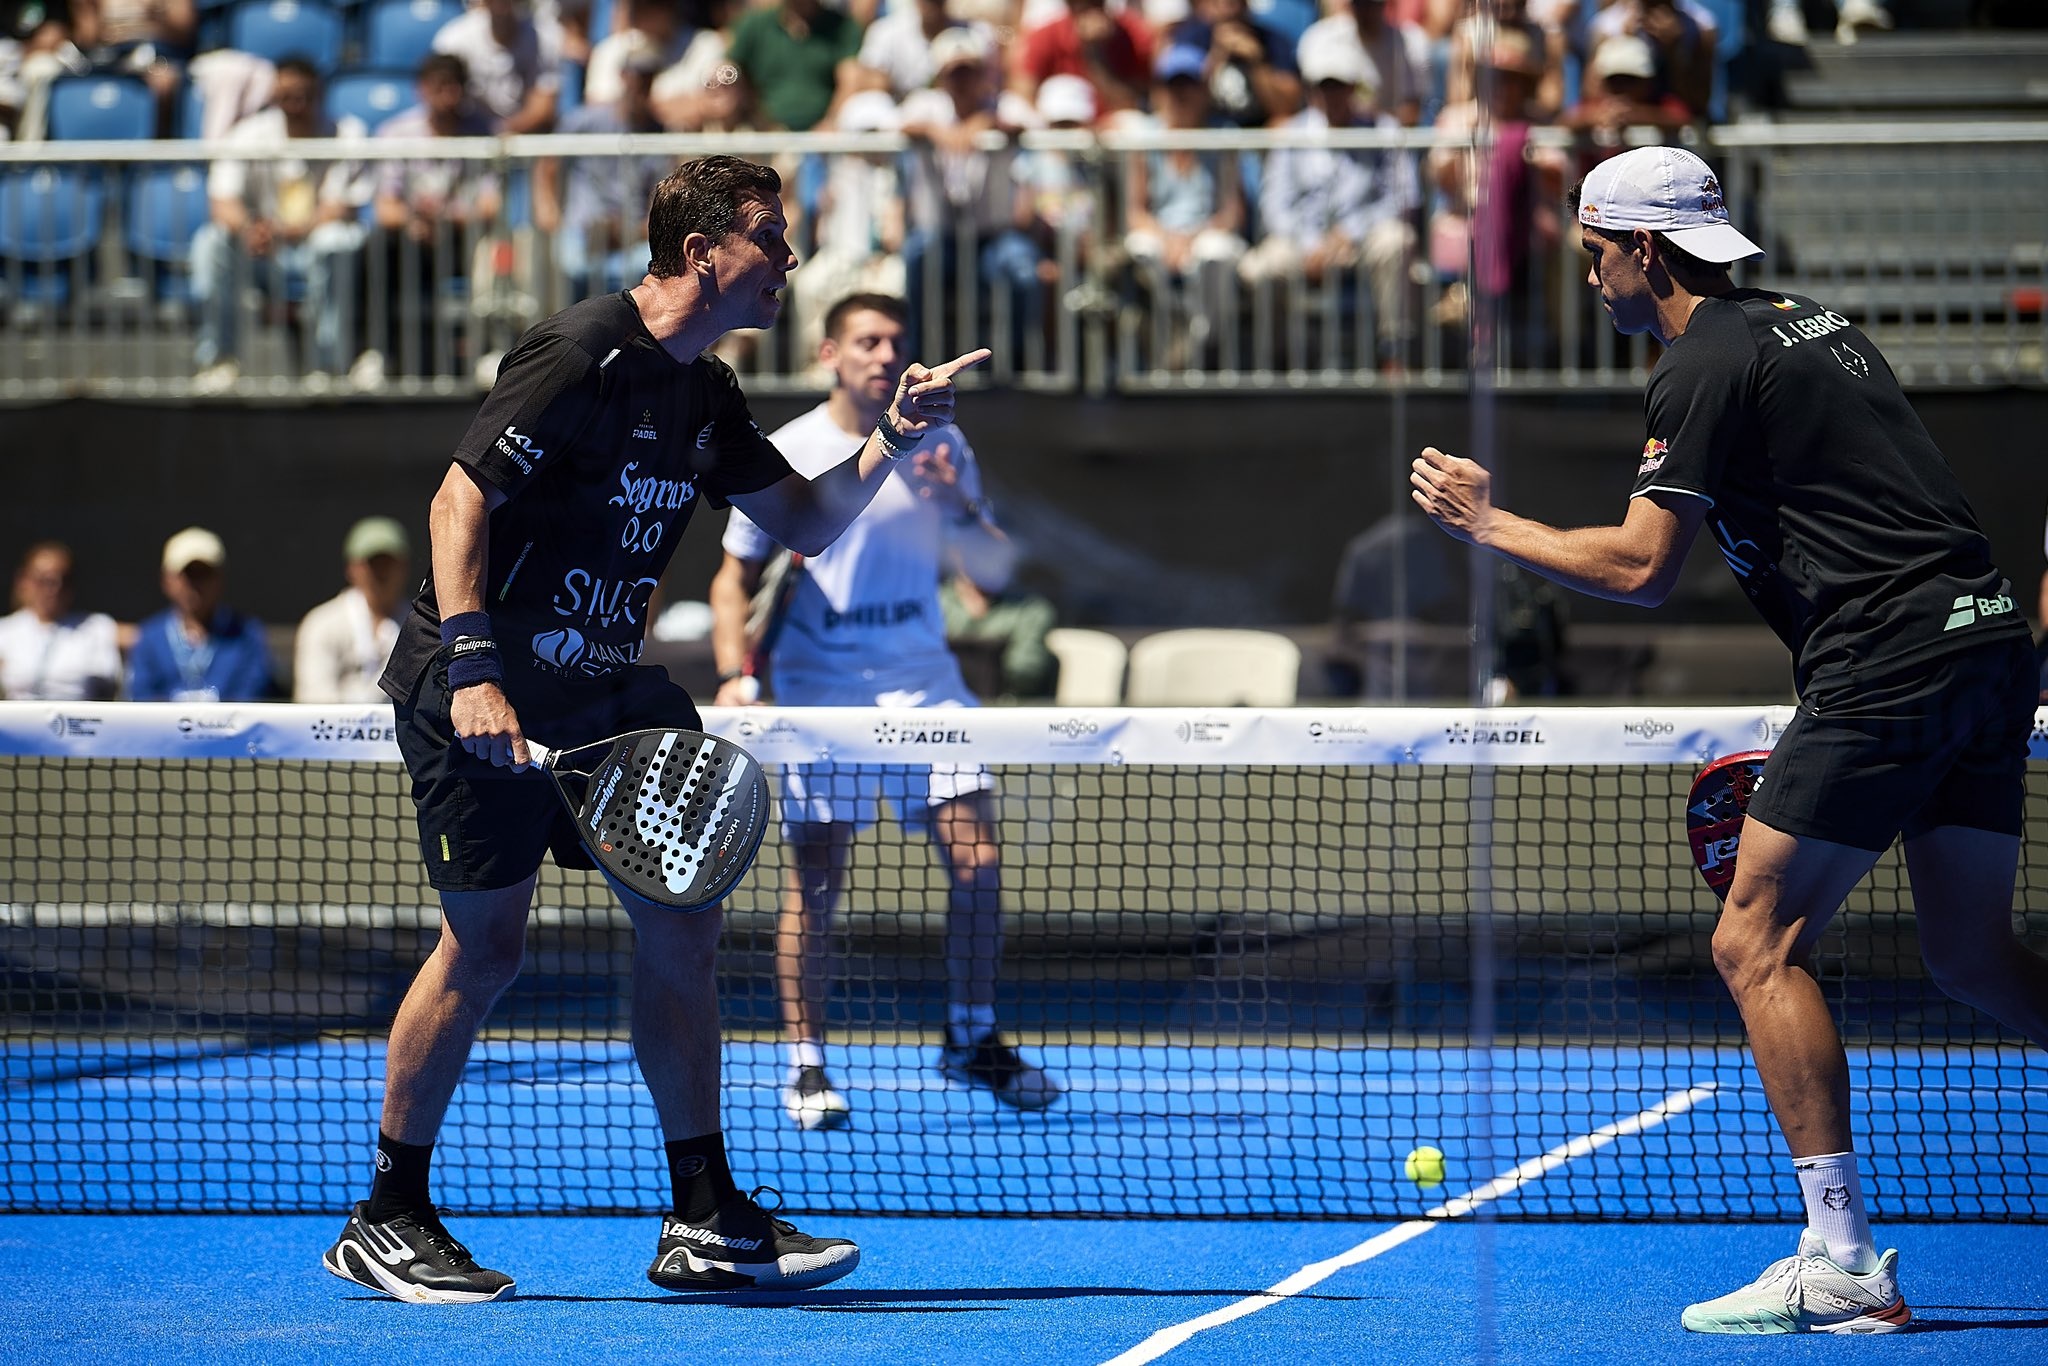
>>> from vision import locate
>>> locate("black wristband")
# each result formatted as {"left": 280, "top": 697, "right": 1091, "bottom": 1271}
{"left": 441, "top": 612, "right": 503, "bottom": 690}
{"left": 874, "top": 413, "right": 918, "bottom": 457}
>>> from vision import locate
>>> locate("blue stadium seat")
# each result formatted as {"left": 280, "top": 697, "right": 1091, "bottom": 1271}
{"left": 125, "top": 165, "right": 213, "bottom": 302}
{"left": 47, "top": 74, "right": 156, "bottom": 141}
{"left": 0, "top": 168, "right": 106, "bottom": 305}
{"left": 227, "top": 0, "right": 347, "bottom": 75}
{"left": 326, "top": 70, "right": 413, "bottom": 129}
{"left": 178, "top": 79, "right": 207, "bottom": 138}
{"left": 363, "top": 0, "right": 463, "bottom": 73}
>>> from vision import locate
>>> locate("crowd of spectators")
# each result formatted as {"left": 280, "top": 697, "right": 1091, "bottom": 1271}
{"left": 0, "top": 521, "right": 414, "bottom": 703}
{"left": 6, "top": 0, "right": 2032, "bottom": 381}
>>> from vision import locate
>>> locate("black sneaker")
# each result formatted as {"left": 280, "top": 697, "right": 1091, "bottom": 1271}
{"left": 648, "top": 1187, "right": 860, "bottom": 1292}
{"left": 937, "top": 1032, "right": 1062, "bottom": 1110}
{"left": 323, "top": 1203, "right": 515, "bottom": 1303}
{"left": 781, "top": 1064, "right": 852, "bottom": 1131}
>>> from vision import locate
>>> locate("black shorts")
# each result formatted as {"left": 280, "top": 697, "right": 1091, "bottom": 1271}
{"left": 393, "top": 650, "right": 703, "bottom": 892}
{"left": 1747, "top": 636, "right": 2036, "bottom": 852}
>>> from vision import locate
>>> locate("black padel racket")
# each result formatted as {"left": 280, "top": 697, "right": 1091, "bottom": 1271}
{"left": 1685, "top": 749, "right": 1770, "bottom": 901}
{"left": 525, "top": 728, "right": 770, "bottom": 911}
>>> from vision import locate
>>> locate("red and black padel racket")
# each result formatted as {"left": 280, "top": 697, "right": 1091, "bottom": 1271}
{"left": 1685, "top": 750, "right": 1770, "bottom": 901}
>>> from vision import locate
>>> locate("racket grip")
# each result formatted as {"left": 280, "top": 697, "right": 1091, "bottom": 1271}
{"left": 523, "top": 741, "right": 553, "bottom": 769}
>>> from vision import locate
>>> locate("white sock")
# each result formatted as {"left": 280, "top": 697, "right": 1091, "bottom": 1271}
{"left": 1794, "top": 1151, "right": 1878, "bottom": 1274}
{"left": 947, "top": 1002, "right": 996, "bottom": 1046}
{"left": 786, "top": 1039, "right": 824, "bottom": 1082}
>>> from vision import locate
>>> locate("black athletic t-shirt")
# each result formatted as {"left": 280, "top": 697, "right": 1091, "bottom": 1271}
{"left": 1630, "top": 288, "right": 2023, "bottom": 697}
{"left": 382, "top": 292, "right": 793, "bottom": 698}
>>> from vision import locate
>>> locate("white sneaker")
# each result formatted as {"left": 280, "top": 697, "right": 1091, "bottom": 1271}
{"left": 781, "top": 1064, "right": 851, "bottom": 1131}
{"left": 1767, "top": 6, "right": 1809, "bottom": 45}
{"left": 191, "top": 360, "right": 239, "bottom": 395}
{"left": 1836, "top": 0, "right": 1892, "bottom": 43}
{"left": 1682, "top": 1230, "right": 1911, "bottom": 1334}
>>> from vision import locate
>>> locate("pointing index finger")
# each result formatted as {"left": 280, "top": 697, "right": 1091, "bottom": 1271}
{"left": 929, "top": 348, "right": 992, "bottom": 381}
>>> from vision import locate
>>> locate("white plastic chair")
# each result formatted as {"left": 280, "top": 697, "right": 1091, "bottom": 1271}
{"left": 1044, "top": 628, "right": 1129, "bottom": 705}
{"left": 1124, "top": 629, "right": 1302, "bottom": 707}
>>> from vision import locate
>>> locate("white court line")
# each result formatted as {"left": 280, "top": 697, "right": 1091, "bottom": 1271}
{"left": 1097, "top": 1083, "right": 1721, "bottom": 1366}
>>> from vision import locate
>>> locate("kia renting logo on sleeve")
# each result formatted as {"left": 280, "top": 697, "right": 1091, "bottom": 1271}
{"left": 495, "top": 425, "right": 544, "bottom": 473}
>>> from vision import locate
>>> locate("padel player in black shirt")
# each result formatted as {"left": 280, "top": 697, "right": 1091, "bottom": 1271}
{"left": 1411, "top": 145, "right": 2046, "bottom": 1335}
{"left": 322, "top": 155, "right": 989, "bottom": 1303}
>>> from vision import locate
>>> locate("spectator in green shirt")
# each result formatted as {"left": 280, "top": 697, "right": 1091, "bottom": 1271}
{"left": 727, "top": 0, "right": 863, "bottom": 131}
{"left": 941, "top": 571, "right": 1058, "bottom": 701}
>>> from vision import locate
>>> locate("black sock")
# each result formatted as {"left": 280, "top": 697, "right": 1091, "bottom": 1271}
{"left": 365, "top": 1131, "right": 435, "bottom": 1223}
{"left": 665, "top": 1133, "right": 738, "bottom": 1220}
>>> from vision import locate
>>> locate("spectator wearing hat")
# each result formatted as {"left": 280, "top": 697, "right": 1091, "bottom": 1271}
{"left": 536, "top": 33, "right": 671, "bottom": 297}
{"left": 1016, "top": 0, "right": 1154, "bottom": 117}
{"left": 901, "top": 25, "right": 1043, "bottom": 359}
{"left": 1584, "top": 0, "right": 1716, "bottom": 122}
{"left": 293, "top": 518, "right": 414, "bottom": 704}
{"left": 1019, "top": 73, "right": 1099, "bottom": 246}
{"left": 128, "top": 527, "right": 277, "bottom": 703}
{"left": 1564, "top": 32, "right": 1695, "bottom": 143}
{"left": 1239, "top": 27, "right": 1418, "bottom": 368}
{"left": 0, "top": 541, "right": 121, "bottom": 701}
{"left": 792, "top": 87, "right": 909, "bottom": 365}
{"left": 1166, "top": 0, "right": 1300, "bottom": 128}
{"left": 1292, "top": 0, "right": 1431, "bottom": 127}
{"left": 1126, "top": 43, "right": 1246, "bottom": 363}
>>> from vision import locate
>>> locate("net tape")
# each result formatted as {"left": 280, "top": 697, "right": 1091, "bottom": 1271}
{"left": 3, "top": 703, "right": 2044, "bottom": 1220}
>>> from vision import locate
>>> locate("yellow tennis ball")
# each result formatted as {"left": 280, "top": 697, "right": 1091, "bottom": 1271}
{"left": 1404, "top": 1146, "right": 1446, "bottom": 1189}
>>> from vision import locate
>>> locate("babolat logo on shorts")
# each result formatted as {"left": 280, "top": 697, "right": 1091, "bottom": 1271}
{"left": 1944, "top": 590, "right": 2015, "bottom": 632}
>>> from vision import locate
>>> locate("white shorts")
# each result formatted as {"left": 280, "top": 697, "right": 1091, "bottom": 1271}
{"left": 773, "top": 676, "right": 996, "bottom": 832}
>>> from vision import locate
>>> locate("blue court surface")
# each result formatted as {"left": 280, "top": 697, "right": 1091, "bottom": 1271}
{"left": 2, "top": 1217, "right": 2044, "bottom": 1365}
{"left": 6, "top": 1040, "right": 2046, "bottom": 1363}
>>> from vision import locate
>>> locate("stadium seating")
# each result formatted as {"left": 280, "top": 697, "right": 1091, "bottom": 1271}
{"left": 1125, "top": 629, "right": 1302, "bottom": 707}
{"left": 326, "top": 70, "right": 413, "bottom": 130}
{"left": 124, "top": 165, "right": 213, "bottom": 304}
{"left": 1044, "top": 628, "right": 1130, "bottom": 706}
{"left": 227, "top": 0, "right": 347, "bottom": 74}
{"left": 363, "top": 0, "right": 463, "bottom": 73}
{"left": 0, "top": 168, "right": 106, "bottom": 306}
{"left": 47, "top": 74, "right": 156, "bottom": 141}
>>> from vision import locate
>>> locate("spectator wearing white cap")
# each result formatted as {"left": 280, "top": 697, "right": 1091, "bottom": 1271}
{"left": 1018, "top": 73, "right": 1101, "bottom": 245}
{"left": 1563, "top": 32, "right": 1695, "bottom": 145}
{"left": 293, "top": 517, "right": 415, "bottom": 704}
{"left": 1584, "top": 0, "right": 1716, "bottom": 122}
{"left": 1125, "top": 43, "right": 1246, "bottom": 363}
{"left": 1292, "top": 0, "right": 1431, "bottom": 126}
{"left": 1239, "top": 26, "right": 1418, "bottom": 368}
{"left": 900, "top": 25, "right": 1044, "bottom": 358}
{"left": 0, "top": 542, "right": 121, "bottom": 702}
{"left": 127, "top": 527, "right": 277, "bottom": 703}
{"left": 792, "top": 87, "right": 910, "bottom": 366}
{"left": 1767, "top": 0, "right": 1891, "bottom": 49}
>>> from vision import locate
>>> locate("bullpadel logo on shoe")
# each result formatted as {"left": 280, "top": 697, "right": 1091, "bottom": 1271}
{"left": 662, "top": 1218, "right": 763, "bottom": 1251}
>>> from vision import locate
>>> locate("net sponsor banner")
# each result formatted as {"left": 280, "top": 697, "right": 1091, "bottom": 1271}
{"left": 0, "top": 702, "right": 1832, "bottom": 766}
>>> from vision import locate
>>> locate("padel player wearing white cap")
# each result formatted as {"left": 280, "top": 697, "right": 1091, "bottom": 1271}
{"left": 1411, "top": 144, "right": 2044, "bottom": 1334}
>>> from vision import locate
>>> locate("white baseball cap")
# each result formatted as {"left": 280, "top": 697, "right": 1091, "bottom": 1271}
{"left": 162, "top": 526, "right": 227, "bottom": 573}
{"left": 1576, "top": 145, "right": 1764, "bottom": 264}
